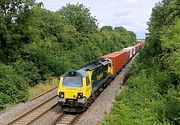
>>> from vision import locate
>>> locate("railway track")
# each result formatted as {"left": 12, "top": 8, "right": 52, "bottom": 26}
{"left": 53, "top": 113, "right": 81, "bottom": 125}
{"left": 8, "top": 95, "right": 58, "bottom": 125}
{"left": 30, "top": 87, "right": 58, "bottom": 101}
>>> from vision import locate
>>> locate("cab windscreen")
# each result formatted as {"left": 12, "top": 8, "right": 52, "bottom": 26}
{"left": 62, "top": 77, "right": 82, "bottom": 87}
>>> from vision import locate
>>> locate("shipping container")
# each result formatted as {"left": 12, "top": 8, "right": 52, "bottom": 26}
{"left": 101, "top": 50, "right": 127, "bottom": 75}
{"left": 114, "top": 49, "right": 130, "bottom": 63}
{"left": 123, "top": 46, "right": 135, "bottom": 58}
{"left": 135, "top": 44, "right": 140, "bottom": 53}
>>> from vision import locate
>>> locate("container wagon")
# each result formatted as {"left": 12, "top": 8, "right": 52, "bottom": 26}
{"left": 101, "top": 50, "right": 128, "bottom": 75}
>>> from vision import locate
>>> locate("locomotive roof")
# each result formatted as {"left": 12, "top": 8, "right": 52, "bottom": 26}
{"left": 83, "top": 58, "right": 111, "bottom": 70}
{"left": 62, "top": 58, "right": 111, "bottom": 77}
{"left": 63, "top": 69, "right": 88, "bottom": 77}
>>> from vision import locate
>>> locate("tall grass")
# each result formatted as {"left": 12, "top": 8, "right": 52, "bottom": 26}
{"left": 28, "top": 77, "right": 59, "bottom": 100}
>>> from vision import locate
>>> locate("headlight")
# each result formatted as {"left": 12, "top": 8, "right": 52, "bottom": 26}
{"left": 59, "top": 92, "right": 64, "bottom": 98}
{"left": 77, "top": 92, "right": 83, "bottom": 99}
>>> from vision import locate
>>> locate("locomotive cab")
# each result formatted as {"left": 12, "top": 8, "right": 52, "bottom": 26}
{"left": 58, "top": 69, "right": 91, "bottom": 111}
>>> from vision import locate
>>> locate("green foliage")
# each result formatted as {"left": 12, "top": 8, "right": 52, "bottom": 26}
{"left": 102, "top": 59, "right": 179, "bottom": 125}
{"left": 144, "top": 0, "right": 180, "bottom": 57}
{"left": 0, "top": 63, "right": 28, "bottom": 110}
{"left": 60, "top": 25, "right": 81, "bottom": 50}
{"left": 12, "top": 59, "right": 41, "bottom": 86}
{"left": 58, "top": 3, "right": 98, "bottom": 35}
{"left": 100, "top": 26, "right": 113, "bottom": 32}
{"left": 163, "top": 86, "right": 180, "bottom": 123}
{"left": 23, "top": 40, "right": 73, "bottom": 80}
{"left": 0, "top": 0, "right": 36, "bottom": 62}
{"left": 0, "top": 0, "right": 35, "bottom": 20}
{"left": 160, "top": 19, "right": 180, "bottom": 79}
{"left": 98, "top": 27, "right": 136, "bottom": 54}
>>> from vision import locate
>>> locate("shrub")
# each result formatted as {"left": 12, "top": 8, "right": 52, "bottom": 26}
{"left": 0, "top": 63, "right": 28, "bottom": 110}
{"left": 12, "top": 59, "right": 41, "bottom": 86}
{"left": 23, "top": 40, "right": 73, "bottom": 79}
{"left": 102, "top": 59, "right": 173, "bottom": 125}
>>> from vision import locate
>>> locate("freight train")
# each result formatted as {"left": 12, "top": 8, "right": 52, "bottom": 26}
{"left": 58, "top": 42, "right": 144, "bottom": 112}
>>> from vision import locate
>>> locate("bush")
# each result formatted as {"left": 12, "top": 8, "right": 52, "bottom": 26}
{"left": 102, "top": 58, "right": 174, "bottom": 125}
{"left": 12, "top": 59, "right": 41, "bottom": 86}
{"left": 23, "top": 40, "right": 74, "bottom": 80}
{"left": 0, "top": 63, "right": 28, "bottom": 110}
{"left": 163, "top": 86, "right": 180, "bottom": 124}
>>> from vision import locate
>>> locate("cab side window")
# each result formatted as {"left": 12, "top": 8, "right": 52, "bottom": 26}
{"left": 105, "top": 65, "right": 108, "bottom": 70}
{"left": 86, "top": 77, "right": 90, "bottom": 86}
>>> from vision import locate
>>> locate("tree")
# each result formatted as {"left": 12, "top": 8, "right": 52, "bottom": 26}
{"left": 146, "top": 0, "right": 180, "bottom": 57}
{"left": 161, "top": 19, "right": 180, "bottom": 79}
{"left": 0, "top": 0, "right": 36, "bottom": 62}
{"left": 58, "top": 3, "right": 98, "bottom": 35}
{"left": 100, "top": 26, "right": 113, "bottom": 32}
{"left": 114, "top": 26, "right": 127, "bottom": 33}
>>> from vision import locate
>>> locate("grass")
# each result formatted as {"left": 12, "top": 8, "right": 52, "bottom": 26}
{"left": 28, "top": 77, "right": 59, "bottom": 100}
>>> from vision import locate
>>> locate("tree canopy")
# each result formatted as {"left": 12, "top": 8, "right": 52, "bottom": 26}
{"left": 58, "top": 4, "right": 98, "bottom": 35}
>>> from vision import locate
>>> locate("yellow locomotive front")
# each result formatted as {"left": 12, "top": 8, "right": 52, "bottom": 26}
{"left": 58, "top": 69, "right": 92, "bottom": 112}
